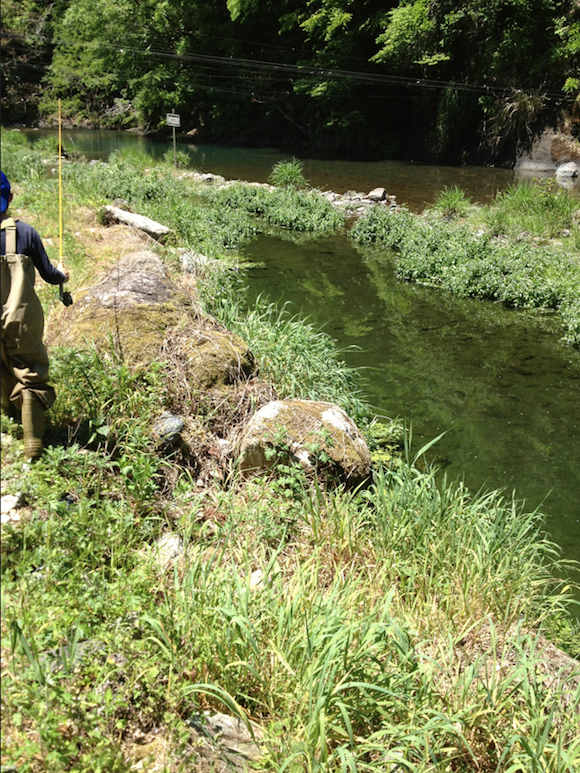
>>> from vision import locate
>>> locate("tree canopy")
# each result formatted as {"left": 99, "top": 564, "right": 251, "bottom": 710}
{"left": 1, "top": 0, "right": 578, "bottom": 162}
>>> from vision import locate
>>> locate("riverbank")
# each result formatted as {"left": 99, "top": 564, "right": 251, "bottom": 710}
{"left": 1, "top": 133, "right": 579, "bottom": 771}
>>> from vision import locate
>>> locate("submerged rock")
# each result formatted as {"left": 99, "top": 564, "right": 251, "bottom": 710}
{"left": 236, "top": 398, "right": 372, "bottom": 488}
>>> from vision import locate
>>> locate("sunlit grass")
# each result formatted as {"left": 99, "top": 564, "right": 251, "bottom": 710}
{"left": 2, "top": 130, "right": 579, "bottom": 771}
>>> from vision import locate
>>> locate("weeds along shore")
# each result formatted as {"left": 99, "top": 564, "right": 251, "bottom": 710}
{"left": 1, "top": 130, "right": 580, "bottom": 772}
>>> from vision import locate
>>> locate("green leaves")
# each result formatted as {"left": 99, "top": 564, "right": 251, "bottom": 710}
{"left": 372, "top": 0, "right": 435, "bottom": 66}
{"left": 350, "top": 186, "right": 580, "bottom": 348}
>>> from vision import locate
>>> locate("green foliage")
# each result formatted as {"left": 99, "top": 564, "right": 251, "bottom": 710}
{"left": 351, "top": 187, "right": 580, "bottom": 348}
{"left": 162, "top": 148, "right": 194, "bottom": 169}
{"left": 206, "top": 181, "right": 344, "bottom": 235}
{"left": 268, "top": 158, "right": 309, "bottom": 189}
{"left": 0, "top": 129, "right": 47, "bottom": 184}
{"left": 365, "top": 416, "right": 405, "bottom": 466}
{"left": 485, "top": 88, "right": 548, "bottom": 153}
{"left": 484, "top": 181, "right": 578, "bottom": 239}
{"left": 429, "top": 185, "right": 473, "bottom": 219}
{"left": 3, "top": 0, "right": 578, "bottom": 161}
{"left": 372, "top": 0, "right": 436, "bottom": 67}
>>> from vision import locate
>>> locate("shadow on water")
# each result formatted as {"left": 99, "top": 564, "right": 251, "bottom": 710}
{"left": 243, "top": 233, "right": 580, "bottom": 591}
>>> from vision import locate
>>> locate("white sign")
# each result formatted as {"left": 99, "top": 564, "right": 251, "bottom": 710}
{"left": 166, "top": 113, "right": 181, "bottom": 127}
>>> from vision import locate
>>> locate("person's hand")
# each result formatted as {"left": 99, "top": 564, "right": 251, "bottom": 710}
{"left": 57, "top": 262, "right": 70, "bottom": 282}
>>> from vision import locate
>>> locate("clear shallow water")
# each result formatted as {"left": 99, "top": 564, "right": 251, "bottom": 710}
{"left": 243, "top": 234, "right": 580, "bottom": 589}
{"left": 22, "top": 128, "right": 580, "bottom": 588}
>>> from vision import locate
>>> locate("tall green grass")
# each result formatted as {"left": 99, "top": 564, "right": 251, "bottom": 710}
{"left": 4, "top": 439, "right": 576, "bottom": 771}
{"left": 268, "top": 157, "right": 309, "bottom": 189}
{"left": 484, "top": 181, "right": 579, "bottom": 240}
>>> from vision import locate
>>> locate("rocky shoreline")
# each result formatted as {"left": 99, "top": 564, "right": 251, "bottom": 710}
{"left": 173, "top": 170, "right": 401, "bottom": 216}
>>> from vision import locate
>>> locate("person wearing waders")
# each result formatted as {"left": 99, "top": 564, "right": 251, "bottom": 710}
{"left": 1, "top": 171, "right": 69, "bottom": 459}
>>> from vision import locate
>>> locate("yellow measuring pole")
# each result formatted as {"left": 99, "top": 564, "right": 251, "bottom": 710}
{"left": 58, "top": 98, "right": 63, "bottom": 261}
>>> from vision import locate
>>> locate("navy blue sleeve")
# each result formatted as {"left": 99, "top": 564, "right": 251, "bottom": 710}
{"left": 16, "top": 221, "right": 67, "bottom": 285}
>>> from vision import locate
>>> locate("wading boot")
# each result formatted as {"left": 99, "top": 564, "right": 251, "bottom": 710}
{"left": 21, "top": 391, "right": 45, "bottom": 460}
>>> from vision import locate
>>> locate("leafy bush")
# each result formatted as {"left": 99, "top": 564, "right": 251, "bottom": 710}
{"left": 207, "top": 182, "right": 343, "bottom": 234}
{"left": 162, "top": 148, "right": 194, "bottom": 169}
{"left": 350, "top": 205, "right": 580, "bottom": 348}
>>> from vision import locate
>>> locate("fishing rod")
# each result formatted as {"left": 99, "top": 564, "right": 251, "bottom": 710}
{"left": 57, "top": 98, "right": 73, "bottom": 307}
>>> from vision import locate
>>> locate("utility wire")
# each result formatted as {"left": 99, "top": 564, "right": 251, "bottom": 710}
{"left": 2, "top": 30, "right": 567, "bottom": 99}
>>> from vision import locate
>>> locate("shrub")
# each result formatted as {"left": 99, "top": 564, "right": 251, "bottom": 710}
{"left": 162, "top": 148, "right": 194, "bottom": 169}
{"left": 429, "top": 185, "right": 473, "bottom": 219}
{"left": 268, "top": 157, "right": 309, "bottom": 189}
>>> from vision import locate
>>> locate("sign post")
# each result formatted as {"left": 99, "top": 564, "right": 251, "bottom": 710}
{"left": 166, "top": 111, "right": 181, "bottom": 169}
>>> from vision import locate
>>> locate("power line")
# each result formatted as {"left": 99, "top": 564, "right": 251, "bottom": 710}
{"left": 2, "top": 30, "right": 567, "bottom": 100}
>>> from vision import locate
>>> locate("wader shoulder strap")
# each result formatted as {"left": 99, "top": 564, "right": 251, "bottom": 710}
{"left": 1, "top": 218, "right": 17, "bottom": 255}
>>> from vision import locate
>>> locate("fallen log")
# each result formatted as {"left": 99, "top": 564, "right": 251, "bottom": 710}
{"left": 102, "top": 205, "right": 172, "bottom": 241}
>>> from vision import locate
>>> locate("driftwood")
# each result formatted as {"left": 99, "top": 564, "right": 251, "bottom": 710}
{"left": 102, "top": 206, "right": 172, "bottom": 241}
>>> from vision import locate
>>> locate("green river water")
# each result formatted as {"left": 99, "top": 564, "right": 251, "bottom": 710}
{"left": 25, "top": 130, "right": 580, "bottom": 589}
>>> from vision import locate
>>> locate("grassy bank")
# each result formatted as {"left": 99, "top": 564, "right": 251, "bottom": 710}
{"left": 350, "top": 185, "right": 580, "bottom": 349}
{"left": 1, "top": 132, "right": 580, "bottom": 772}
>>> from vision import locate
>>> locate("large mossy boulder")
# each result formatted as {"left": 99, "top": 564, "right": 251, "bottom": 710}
{"left": 236, "top": 399, "right": 372, "bottom": 488}
{"left": 46, "top": 250, "right": 257, "bottom": 387}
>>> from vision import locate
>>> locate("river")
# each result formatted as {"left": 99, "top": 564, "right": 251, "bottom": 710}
{"left": 24, "top": 129, "right": 580, "bottom": 590}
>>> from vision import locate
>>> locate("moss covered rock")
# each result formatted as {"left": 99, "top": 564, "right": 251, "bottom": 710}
{"left": 236, "top": 399, "right": 371, "bottom": 488}
{"left": 46, "top": 250, "right": 257, "bottom": 386}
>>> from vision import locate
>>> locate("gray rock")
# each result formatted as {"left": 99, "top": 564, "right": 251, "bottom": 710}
{"left": 1, "top": 493, "right": 24, "bottom": 514}
{"left": 187, "top": 711, "right": 263, "bottom": 768}
{"left": 237, "top": 399, "right": 372, "bottom": 488}
{"left": 367, "top": 187, "right": 387, "bottom": 201}
{"left": 101, "top": 206, "right": 172, "bottom": 241}
{"left": 556, "top": 161, "right": 579, "bottom": 179}
{"left": 154, "top": 411, "right": 185, "bottom": 443}
{"left": 87, "top": 251, "right": 174, "bottom": 308}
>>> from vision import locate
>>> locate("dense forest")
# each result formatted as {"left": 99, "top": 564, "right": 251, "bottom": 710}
{"left": 1, "top": 0, "right": 579, "bottom": 162}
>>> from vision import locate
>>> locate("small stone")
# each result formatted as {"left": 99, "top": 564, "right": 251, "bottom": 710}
{"left": 154, "top": 412, "right": 185, "bottom": 443}
{"left": 152, "top": 533, "right": 184, "bottom": 568}
{"left": 1, "top": 510, "right": 21, "bottom": 524}
{"left": 250, "top": 569, "right": 264, "bottom": 589}
{"left": 367, "top": 187, "right": 387, "bottom": 201}
{"left": 1, "top": 492, "right": 25, "bottom": 514}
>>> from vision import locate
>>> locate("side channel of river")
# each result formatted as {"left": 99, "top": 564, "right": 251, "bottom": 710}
{"left": 242, "top": 234, "right": 580, "bottom": 593}
{"left": 23, "top": 128, "right": 580, "bottom": 591}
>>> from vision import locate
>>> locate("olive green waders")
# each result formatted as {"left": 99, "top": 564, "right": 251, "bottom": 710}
{"left": 1, "top": 218, "right": 56, "bottom": 458}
